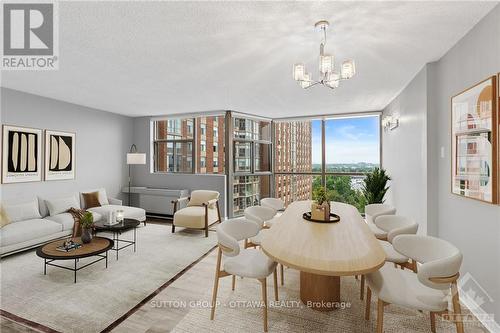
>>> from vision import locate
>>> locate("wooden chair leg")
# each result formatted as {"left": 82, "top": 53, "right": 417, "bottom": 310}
{"left": 360, "top": 275, "right": 365, "bottom": 300}
{"left": 210, "top": 248, "right": 222, "bottom": 320}
{"left": 273, "top": 268, "right": 278, "bottom": 301}
{"left": 280, "top": 264, "right": 284, "bottom": 286}
{"left": 365, "top": 287, "right": 371, "bottom": 320}
{"left": 451, "top": 281, "right": 464, "bottom": 333}
{"left": 232, "top": 275, "right": 236, "bottom": 291}
{"left": 376, "top": 299, "right": 386, "bottom": 333}
{"left": 430, "top": 312, "right": 436, "bottom": 333}
{"left": 260, "top": 278, "right": 269, "bottom": 332}
{"left": 171, "top": 224, "right": 175, "bottom": 233}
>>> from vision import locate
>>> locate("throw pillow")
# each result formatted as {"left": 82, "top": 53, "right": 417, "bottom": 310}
{"left": 3, "top": 199, "right": 42, "bottom": 222}
{"left": 82, "top": 191, "right": 101, "bottom": 209}
{"left": 0, "top": 206, "right": 11, "bottom": 228}
{"left": 46, "top": 196, "right": 81, "bottom": 216}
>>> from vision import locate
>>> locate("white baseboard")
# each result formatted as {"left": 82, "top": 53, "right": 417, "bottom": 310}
{"left": 461, "top": 297, "right": 500, "bottom": 333}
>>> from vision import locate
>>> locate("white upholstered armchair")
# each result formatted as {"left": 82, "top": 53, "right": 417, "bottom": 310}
{"left": 171, "top": 190, "right": 221, "bottom": 237}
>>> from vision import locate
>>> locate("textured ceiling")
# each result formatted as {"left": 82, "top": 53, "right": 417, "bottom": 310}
{"left": 1, "top": 1, "right": 497, "bottom": 118}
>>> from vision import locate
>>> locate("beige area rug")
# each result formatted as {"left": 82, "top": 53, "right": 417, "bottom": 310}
{"left": 0, "top": 223, "right": 216, "bottom": 333}
{"left": 170, "top": 253, "right": 487, "bottom": 333}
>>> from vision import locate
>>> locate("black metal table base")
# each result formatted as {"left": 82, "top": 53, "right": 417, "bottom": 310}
{"left": 101, "top": 227, "right": 137, "bottom": 260}
{"left": 43, "top": 252, "right": 108, "bottom": 283}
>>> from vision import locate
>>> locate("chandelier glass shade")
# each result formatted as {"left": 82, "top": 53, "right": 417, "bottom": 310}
{"left": 293, "top": 20, "right": 356, "bottom": 90}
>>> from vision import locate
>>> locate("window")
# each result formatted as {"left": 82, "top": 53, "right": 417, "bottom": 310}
{"left": 154, "top": 115, "right": 225, "bottom": 174}
{"left": 154, "top": 118, "right": 194, "bottom": 173}
{"left": 213, "top": 157, "right": 218, "bottom": 167}
{"left": 231, "top": 116, "right": 272, "bottom": 216}
{"left": 273, "top": 115, "right": 381, "bottom": 212}
{"left": 324, "top": 116, "right": 380, "bottom": 173}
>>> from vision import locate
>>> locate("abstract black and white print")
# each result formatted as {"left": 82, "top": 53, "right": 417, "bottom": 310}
{"left": 45, "top": 130, "right": 75, "bottom": 180}
{"left": 2, "top": 125, "right": 42, "bottom": 183}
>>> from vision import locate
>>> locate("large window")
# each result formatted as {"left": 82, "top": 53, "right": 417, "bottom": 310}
{"left": 231, "top": 116, "right": 272, "bottom": 216}
{"left": 153, "top": 115, "right": 225, "bottom": 174}
{"left": 154, "top": 118, "right": 194, "bottom": 173}
{"left": 274, "top": 115, "right": 380, "bottom": 212}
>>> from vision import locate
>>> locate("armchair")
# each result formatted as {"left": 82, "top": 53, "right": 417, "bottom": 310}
{"left": 171, "top": 190, "right": 221, "bottom": 237}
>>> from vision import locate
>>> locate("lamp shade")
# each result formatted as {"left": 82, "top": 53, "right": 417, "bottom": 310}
{"left": 127, "top": 153, "right": 146, "bottom": 165}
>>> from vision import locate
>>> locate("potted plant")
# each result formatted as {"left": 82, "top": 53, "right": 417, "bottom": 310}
{"left": 362, "top": 168, "right": 391, "bottom": 204}
{"left": 311, "top": 186, "right": 331, "bottom": 221}
{"left": 80, "top": 212, "right": 94, "bottom": 244}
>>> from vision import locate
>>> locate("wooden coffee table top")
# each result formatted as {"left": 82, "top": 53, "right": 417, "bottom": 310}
{"left": 36, "top": 237, "right": 114, "bottom": 260}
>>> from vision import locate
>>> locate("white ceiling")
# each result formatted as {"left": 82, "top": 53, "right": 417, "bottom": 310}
{"left": 1, "top": 1, "right": 497, "bottom": 118}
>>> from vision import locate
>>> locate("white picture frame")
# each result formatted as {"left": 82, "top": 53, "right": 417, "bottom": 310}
{"left": 2, "top": 125, "right": 43, "bottom": 184}
{"left": 45, "top": 130, "right": 76, "bottom": 181}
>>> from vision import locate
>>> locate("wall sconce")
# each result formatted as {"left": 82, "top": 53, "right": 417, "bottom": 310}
{"left": 382, "top": 115, "right": 399, "bottom": 132}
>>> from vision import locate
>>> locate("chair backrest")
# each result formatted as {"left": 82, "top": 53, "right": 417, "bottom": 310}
{"left": 188, "top": 190, "right": 220, "bottom": 207}
{"left": 365, "top": 204, "right": 396, "bottom": 223}
{"left": 216, "top": 217, "right": 260, "bottom": 257}
{"left": 393, "top": 235, "right": 462, "bottom": 290}
{"left": 374, "top": 215, "right": 418, "bottom": 243}
{"left": 260, "top": 198, "right": 285, "bottom": 212}
{"left": 244, "top": 206, "right": 276, "bottom": 228}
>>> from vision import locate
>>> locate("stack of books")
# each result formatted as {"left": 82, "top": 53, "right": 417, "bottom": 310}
{"left": 56, "top": 240, "right": 82, "bottom": 252}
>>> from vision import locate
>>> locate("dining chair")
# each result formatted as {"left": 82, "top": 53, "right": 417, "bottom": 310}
{"left": 364, "top": 235, "right": 464, "bottom": 333}
{"left": 260, "top": 198, "right": 285, "bottom": 212}
{"left": 244, "top": 206, "right": 286, "bottom": 285}
{"left": 260, "top": 198, "right": 285, "bottom": 228}
{"left": 359, "top": 215, "right": 419, "bottom": 300}
{"left": 211, "top": 217, "right": 278, "bottom": 332}
{"left": 364, "top": 204, "right": 396, "bottom": 240}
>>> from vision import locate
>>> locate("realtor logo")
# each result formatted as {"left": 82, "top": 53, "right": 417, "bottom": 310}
{"left": 2, "top": 2, "right": 59, "bottom": 70}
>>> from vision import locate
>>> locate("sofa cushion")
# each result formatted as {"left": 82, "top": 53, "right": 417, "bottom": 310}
{"left": 47, "top": 212, "right": 103, "bottom": 231}
{"left": 0, "top": 219, "right": 62, "bottom": 247}
{"left": 80, "top": 188, "right": 109, "bottom": 207}
{"left": 82, "top": 191, "right": 101, "bottom": 209}
{"left": 173, "top": 206, "right": 219, "bottom": 229}
{"left": 87, "top": 205, "right": 145, "bottom": 222}
{"left": 45, "top": 196, "right": 81, "bottom": 216}
{"left": 3, "top": 199, "right": 42, "bottom": 223}
{"left": 1, "top": 206, "right": 11, "bottom": 228}
{"left": 188, "top": 190, "right": 219, "bottom": 208}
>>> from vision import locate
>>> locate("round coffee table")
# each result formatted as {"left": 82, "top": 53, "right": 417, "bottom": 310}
{"left": 36, "top": 237, "right": 114, "bottom": 283}
{"left": 93, "top": 218, "right": 140, "bottom": 260}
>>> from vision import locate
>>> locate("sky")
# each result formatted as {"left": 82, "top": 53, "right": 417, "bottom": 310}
{"left": 311, "top": 116, "right": 380, "bottom": 164}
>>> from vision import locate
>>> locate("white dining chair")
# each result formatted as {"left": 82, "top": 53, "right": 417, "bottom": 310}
{"left": 364, "top": 204, "right": 396, "bottom": 240}
{"left": 211, "top": 217, "right": 278, "bottom": 332}
{"left": 260, "top": 198, "right": 285, "bottom": 212}
{"left": 260, "top": 198, "right": 285, "bottom": 228}
{"left": 359, "top": 215, "right": 419, "bottom": 300}
{"left": 365, "top": 235, "right": 464, "bottom": 333}
{"left": 244, "top": 206, "right": 286, "bottom": 285}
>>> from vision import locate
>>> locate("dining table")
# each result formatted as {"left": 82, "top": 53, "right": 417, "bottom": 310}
{"left": 261, "top": 200, "right": 385, "bottom": 311}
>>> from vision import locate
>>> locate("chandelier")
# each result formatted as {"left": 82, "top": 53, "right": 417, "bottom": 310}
{"left": 293, "top": 20, "right": 356, "bottom": 90}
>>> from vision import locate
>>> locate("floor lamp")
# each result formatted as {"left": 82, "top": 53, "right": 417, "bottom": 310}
{"left": 126, "top": 144, "right": 146, "bottom": 206}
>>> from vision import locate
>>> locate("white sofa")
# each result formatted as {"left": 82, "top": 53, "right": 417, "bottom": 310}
{"left": 0, "top": 188, "right": 146, "bottom": 257}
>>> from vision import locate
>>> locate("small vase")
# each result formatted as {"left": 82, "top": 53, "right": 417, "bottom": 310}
{"left": 81, "top": 228, "right": 93, "bottom": 244}
{"left": 321, "top": 202, "right": 331, "bottom": 221}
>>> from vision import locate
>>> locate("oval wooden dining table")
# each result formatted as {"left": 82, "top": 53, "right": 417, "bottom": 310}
{"left": 261, "top": 200, "right": 385, "bottom": 311}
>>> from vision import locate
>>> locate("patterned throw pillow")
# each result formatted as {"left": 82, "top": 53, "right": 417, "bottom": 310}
{"left": 82, "top": 191, "right": 101, "bottom": 209}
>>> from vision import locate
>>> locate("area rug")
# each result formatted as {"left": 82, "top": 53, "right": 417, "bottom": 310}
{"left": 0, "top": 224, "right": 216, "bottom": 333}
{"left": 171, "top": 255, "right": 486, "bottom": 333}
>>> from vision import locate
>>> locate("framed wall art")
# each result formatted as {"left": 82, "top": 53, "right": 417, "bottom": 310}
{"left": 45, "top": 130, "right": 76, "bottom": 181}
{"left": 451, "top": 76, "right": 498, "bottom": 204}
{"left": 2, "top": 125, "right": 43, "bottom": 184}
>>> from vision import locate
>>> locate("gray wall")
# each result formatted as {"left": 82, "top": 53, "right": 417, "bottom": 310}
{"left": 131, "top": 117, "right": 227, "bottom": 218}
{"left": 431, "top": 5, "right": 500, "bottom": 328}
{"left": 0, "top": 88, "right": 133, "bottom": 204}
{"left": 383, "top": 5, "right": 500, "bottom": 328}
{"left": 383, "top": 66, "right": 428, "bottom": 235}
